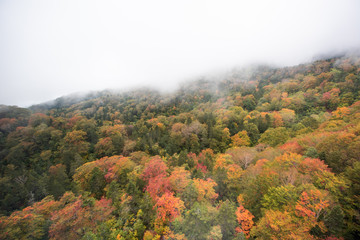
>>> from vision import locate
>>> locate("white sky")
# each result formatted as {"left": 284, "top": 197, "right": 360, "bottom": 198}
{"left": 0, "top": 0, "right": 359, "bottom": 107}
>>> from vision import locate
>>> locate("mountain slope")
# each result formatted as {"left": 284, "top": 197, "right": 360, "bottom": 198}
{"left": 1, "top": 55, "right": 360, "bottom": 239}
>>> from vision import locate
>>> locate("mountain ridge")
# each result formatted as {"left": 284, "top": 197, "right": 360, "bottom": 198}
{"left": 1, "top": 54, "right": 360, "bottom": 239}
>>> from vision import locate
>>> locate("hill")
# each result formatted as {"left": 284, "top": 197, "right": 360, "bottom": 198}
{"left": 1, "top": 55, "right": 360, "bottom": 239}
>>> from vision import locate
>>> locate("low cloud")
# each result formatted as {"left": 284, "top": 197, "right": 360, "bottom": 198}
{"left": 1, "top": 0, "right": 359, "bottom": 107}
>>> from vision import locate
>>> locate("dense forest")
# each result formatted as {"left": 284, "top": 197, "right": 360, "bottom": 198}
{"left": 1, "top": 55, "right": 360, "bottom": 239}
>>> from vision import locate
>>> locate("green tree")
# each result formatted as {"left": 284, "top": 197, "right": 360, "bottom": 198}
{"left": 259, "top": 127, "right": 289, "bottom": 147}
{"left": 217, "top": 200, "right": 237, "bottom": 240}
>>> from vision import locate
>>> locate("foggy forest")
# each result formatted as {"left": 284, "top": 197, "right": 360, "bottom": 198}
{"left": 1, "top": 55, "right": 360, "bottom": 239}
{"left": 1, "top": 1, "right": 360, "bottom": 240}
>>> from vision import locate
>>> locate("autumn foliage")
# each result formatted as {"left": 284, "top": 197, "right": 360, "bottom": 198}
{"left": 1, "top": 55, "right": 360, "bottom": 239}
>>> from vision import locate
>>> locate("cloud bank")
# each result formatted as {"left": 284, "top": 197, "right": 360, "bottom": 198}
{"left": 0, "top": 0, "right": 359, "bottom": 106}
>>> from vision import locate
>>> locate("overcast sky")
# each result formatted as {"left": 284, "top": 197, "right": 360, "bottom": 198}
{"left": 1, "top": 0, "right": 359, "bottom": 107}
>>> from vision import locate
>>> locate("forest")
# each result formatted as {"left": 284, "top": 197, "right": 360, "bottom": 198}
{"left": 0, "top": 55, "right": 360, "bottom": 239}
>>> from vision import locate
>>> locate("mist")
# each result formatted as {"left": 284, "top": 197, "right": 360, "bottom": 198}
{"left": 0, "top": 0, "right": 359, "bottom": 107}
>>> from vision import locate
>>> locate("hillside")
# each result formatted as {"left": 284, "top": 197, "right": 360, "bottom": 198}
{"left": 1, "top": 55, "right": 360, "bottom": 239}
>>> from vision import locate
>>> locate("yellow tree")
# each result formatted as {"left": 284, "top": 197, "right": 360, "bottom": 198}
{"left": 193, "top": 178, "right": 219, "bottom": 203}
{"left": 230, "top": 130, "right": 251, "bottom": 147}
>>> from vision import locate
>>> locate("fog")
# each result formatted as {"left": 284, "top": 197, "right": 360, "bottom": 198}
{"left": 0, "top": 0, "right": 359, "bottom": 107}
